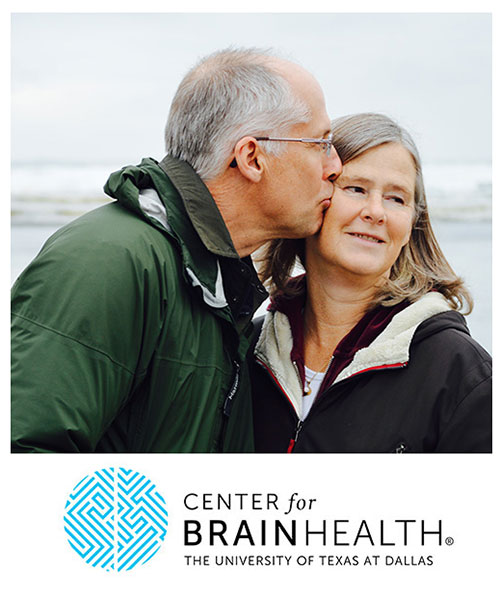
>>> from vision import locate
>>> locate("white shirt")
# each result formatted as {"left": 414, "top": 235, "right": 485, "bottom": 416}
{"left": 302, "top": 365, "right": 326, "bottom": 419}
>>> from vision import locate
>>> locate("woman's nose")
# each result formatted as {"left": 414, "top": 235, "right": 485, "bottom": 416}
{"left": 360, "top": 194, "right": 386, "bottom": 223}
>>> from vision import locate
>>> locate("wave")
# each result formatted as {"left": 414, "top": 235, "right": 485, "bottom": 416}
{"left": 11, "top": 161, "right": 492, "bottom": 224}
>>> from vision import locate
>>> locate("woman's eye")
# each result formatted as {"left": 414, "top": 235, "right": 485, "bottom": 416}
{"left": 387, "top": 196, "right": 405, "bottom": 205}
{"left": 346, "top": 186, "right": 365, "bottom": 194}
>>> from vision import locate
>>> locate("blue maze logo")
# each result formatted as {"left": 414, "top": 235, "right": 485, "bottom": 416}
{"left": 64, "top": 467, "right": 168, "bottom": 572}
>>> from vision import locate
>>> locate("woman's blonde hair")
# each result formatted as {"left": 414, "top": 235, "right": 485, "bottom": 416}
{"left": 258, "top": 112, "right": 472, "bottom": 313}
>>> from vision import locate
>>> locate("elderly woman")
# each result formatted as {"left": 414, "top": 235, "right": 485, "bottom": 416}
{"left": 251, "top": 113, "right": 491, "bottom": 453}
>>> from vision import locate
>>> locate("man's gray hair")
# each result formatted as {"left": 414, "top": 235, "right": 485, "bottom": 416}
{"left": 164, "top": 48, "right": 311, "bottom": 181}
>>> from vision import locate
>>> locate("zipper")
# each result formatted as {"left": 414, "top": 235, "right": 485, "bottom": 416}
{"left": 292, "top": 360, "right": 303, "bottom": 396}
{"left": 223, "top": 361, "right": 240, "bottom": 416}
{"left": 255, "top": 357, "right": 303, "bottom": 452}
{"left": 286, "top": 358, "right": 332, "bottom": 453}
{"left": 217, "top": 360, "right": 241, "bottom": 451}
{"left": 257, "top": 356, "right": 408, "bottom": 452}
{"left": 286, "top": 356, "right": 335, "bottom": 451}
{"left": 287, "top": 419, "right": 303, "bottom": 453}
{"left": 255, "top": 356, "right": 299, "bottom": 415}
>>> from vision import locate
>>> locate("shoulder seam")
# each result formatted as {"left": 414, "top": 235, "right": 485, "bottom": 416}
{"left": 439, "top": 371, "right": 491, "bottom": 437}
{"left": 434, "top": 326, "right": 491, "bottom": 363}
{"left": 12, "top": 311, "right": 137, "bottom": 376}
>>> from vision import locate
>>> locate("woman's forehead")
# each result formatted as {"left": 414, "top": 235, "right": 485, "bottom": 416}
{"left": 341, "top": 143, "right": 416, "bottom": 191}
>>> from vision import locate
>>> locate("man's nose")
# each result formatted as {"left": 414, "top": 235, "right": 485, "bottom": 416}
{"left": 325, "top": 145, "right": 342, "bottom": 181}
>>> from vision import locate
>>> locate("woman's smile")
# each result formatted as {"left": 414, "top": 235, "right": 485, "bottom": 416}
{"left": 346, "top": 231, "right": 386, "bottom": 244}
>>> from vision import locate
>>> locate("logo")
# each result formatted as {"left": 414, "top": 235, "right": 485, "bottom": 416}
{"left": 63, "top": 467, "right": 168, "bottom": 572}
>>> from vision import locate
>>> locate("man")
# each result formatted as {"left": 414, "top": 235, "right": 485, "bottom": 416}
{"left": 11, "top": 48, "right": 341, "bottom": 452}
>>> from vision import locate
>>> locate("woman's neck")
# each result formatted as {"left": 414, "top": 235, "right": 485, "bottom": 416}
{"left": 303, "top": 270, "right": 378, "bottom": 371}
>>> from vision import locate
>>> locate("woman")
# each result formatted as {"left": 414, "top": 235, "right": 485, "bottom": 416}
{"left": 251, "top": 113, "right": 491, "bottom": 453}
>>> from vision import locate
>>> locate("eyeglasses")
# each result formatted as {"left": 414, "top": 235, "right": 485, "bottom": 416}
{"left": 254, "top": 132, "right": 335, "bottom": 156}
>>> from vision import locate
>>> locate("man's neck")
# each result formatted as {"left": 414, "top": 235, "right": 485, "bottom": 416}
{"left": 206, "top": 178, "right": 268, "bottom": 258}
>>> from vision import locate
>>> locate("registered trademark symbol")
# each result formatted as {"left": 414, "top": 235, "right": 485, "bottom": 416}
{"left": 445, "top": 537, "right": 454, "bottom": 546}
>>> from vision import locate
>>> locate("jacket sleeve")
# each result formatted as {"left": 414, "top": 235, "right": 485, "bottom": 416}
{"left": 435, "top": 362, "right": 492, "bottom": 453}
{"left": 11, "top": 212, "right": 165, "bottom": 452}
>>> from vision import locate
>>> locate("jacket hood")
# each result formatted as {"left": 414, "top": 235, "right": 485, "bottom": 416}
{"left": 255, "top": 292, "right": 463, "bottom": 414}
{"left": 410, "top": 306, "right": 469, "bottom": 342}
{"left": 104, "top": 158, "right": 168, "bottom": 223}
{"left": 104, "top": 157, "right": 232, "bottom": 310}
{"left": 336, "top": 293, "right": 462, "bottom": 384}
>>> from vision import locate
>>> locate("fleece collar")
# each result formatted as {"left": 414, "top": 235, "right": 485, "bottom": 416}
{"left": 269, "top": 276, "right": 409, "bottom": 394}
{"left": 335, "top": 292, "right": 452, "bottom": 383}
{"left": 254, "top": 292, "right": 453, "bottom": 415}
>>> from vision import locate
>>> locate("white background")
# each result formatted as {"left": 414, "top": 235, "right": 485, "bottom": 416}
{"left": 5, "top": 455, "right": 498, "bottom": 596}
{"left": 3, "top": 1, "right": 498, "bottom": 596}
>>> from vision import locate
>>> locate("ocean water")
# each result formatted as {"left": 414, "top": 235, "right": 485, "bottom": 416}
{"left": 11, "top": 161, "right": 492, "bottom": 225}
{"left": 11, "top": 162, "right": 114, "bottom": 225}
{"left": 10, "top": 162, "right": 492, "bottom": 354}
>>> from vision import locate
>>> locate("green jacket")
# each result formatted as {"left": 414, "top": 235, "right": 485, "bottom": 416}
{"left": 11, "top": 156, "right": 267, "bottom": 452}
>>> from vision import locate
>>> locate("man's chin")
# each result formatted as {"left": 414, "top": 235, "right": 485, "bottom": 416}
{"left": 283, "top": 212, "right": 325, "bottom": 239}
{"left": 299, "top": 219, "right": 323, "bottom": 239}
{"left": 312, "top": 209, "right": 329, "bottom": 235}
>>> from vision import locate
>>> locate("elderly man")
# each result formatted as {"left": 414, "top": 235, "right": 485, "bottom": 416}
{"left": 11, "top": 48, "right": 341, "bottom": 453}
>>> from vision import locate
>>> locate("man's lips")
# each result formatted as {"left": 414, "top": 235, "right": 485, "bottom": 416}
{"left": 347, "top": 231, "right": 386, "bottom": 243}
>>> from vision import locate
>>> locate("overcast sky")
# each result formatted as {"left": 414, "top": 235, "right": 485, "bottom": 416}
{"left": 11, "top": 12, "right": 491, "bottom": 165}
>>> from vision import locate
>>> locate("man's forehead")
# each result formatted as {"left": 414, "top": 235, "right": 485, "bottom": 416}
{"left": 273, "top": 59, "right": 318, "bottom": 88}
{"left": 271, "top": 58, "right": 329, "bottom": 134}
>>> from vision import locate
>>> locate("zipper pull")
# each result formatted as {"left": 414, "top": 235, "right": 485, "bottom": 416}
{"left": 287, "top": 420, "right": 303, "bottom": 453}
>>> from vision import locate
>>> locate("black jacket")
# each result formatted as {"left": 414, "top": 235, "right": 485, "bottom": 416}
{"left": 251, "top": 293, "right": 492, "bottom": 453}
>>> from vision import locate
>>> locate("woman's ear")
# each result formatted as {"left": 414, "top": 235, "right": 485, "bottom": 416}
{"left": 231, "top": 136, "right": 264, "bottom": 183}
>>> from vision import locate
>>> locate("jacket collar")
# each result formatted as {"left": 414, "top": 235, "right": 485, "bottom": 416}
{"left": 335, "top": 292, "right": 452, "bottom": 383}
{"left": 158, "top": 155, "right": 239, "bottom": 259}
{"left": 104, "top": 156, "right": 268, "bottom": 325}
{"left": 104, "top": 156, "right": 235, "bottom": 310}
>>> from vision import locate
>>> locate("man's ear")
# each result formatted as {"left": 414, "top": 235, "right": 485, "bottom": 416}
{"left": 231, "top": 137, "right": 265, "bottom": 183}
